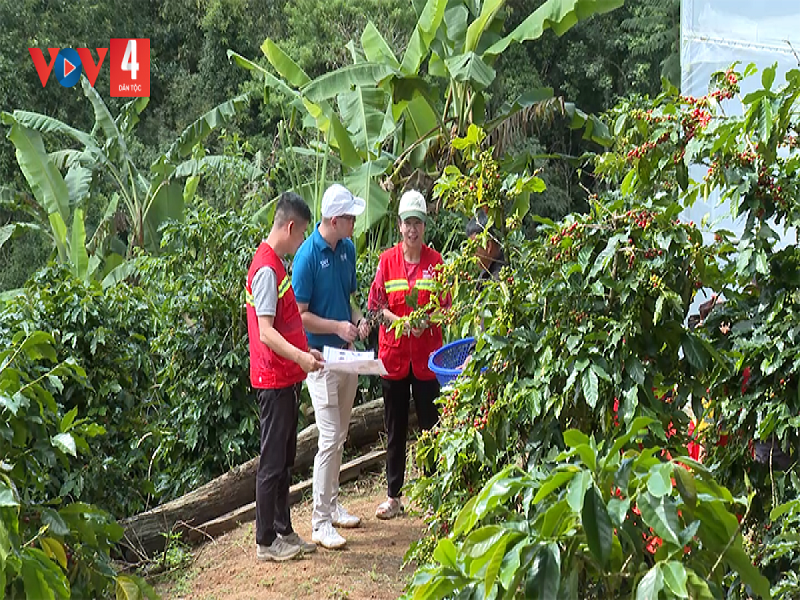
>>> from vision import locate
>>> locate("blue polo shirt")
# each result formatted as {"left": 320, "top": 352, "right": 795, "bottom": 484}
{"left": 292, "top": 225, "right": 357, "bottom": 350}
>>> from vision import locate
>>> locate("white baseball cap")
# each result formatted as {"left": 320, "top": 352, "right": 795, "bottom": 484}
{"left": 398, "top": 190, "right": 427, "bottom": 222}
{"left": 321, "top": 184, "right": 366, "bottom": 218}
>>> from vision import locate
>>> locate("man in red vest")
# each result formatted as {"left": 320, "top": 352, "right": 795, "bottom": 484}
{"left": 246, "top": 192, "right": 324, "bottom": 562}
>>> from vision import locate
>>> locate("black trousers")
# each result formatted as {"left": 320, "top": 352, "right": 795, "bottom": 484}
{"left": 382, "top": 369, "right": 440, "bottom": 498}
{"left": 255, "top": 383, "right": 300, "bottom": 546}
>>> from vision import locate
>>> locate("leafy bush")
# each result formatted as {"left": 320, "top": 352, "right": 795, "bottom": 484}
{"left": 406, "top": 127, "right": 725, "bottom": 563}
{"left": 0, "top": 266, "right": 161, "bottom": 517}
{"left": 140, "top": 203, "right": 263, "bottom": 496}
{"left": 0, "top": 330, "right": 155, "bottom": 599}
{"left": 409, "top": 419, "right": 770, "bottom": 600}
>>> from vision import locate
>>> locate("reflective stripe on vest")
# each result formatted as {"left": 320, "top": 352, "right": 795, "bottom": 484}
{"left": 277, "top": 276, "right": 291, "bottom": 298}
{"left": 384, "top": 279, "right": 409, "bottom": 293}
{"left": 385, "top": 278, "right": 436, "bottom": 293}
{"left": 245, "top": 276, "right": 292, "bottom": 305}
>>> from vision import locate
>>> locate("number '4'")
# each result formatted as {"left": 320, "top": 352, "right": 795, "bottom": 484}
{"left": 121, "top": 39, "right": 139, "bottom": 80}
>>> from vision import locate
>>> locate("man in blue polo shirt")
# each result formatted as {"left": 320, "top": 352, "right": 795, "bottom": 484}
{"left": 292, "top": 183, "right": 370, "bottom": 550}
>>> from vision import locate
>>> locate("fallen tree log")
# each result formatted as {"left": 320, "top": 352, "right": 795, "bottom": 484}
{"left": 120, "top": 398, "right": 401, "bottom": 558}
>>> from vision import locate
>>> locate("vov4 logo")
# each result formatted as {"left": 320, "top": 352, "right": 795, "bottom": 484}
{"left": 29, "top": 39, "right": 150, "bottom": 97}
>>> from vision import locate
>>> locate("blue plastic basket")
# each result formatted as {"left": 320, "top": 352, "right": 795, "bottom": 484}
{"left": 428, "top": 337, "right": 476, "bottom": 386}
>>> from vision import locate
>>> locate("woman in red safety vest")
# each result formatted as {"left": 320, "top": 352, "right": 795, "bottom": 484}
{"left": 367, "top": 190, "right": 448, "bottom": 520}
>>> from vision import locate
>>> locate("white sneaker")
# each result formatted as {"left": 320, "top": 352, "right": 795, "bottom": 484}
{"left": 332, "top": 503, "right": 361, "bottom": 528}
{"left": 311, "top": 522, "right": 347, "bottom": 549}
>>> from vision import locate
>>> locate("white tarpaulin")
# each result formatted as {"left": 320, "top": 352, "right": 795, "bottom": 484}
{"left": 680, "top": 0, "right": 800, "bottom": 243}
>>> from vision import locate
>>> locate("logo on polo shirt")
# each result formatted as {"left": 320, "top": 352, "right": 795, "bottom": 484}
{"left": 320, "top": 258, "right": 330, "bottom": 269}
{"left": 340, "top": 254, "right": 347, "bottom": 261}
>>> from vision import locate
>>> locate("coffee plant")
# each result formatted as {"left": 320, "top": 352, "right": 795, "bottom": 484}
{"left": 0, "top": 330, "right": 156, "bottom": 599}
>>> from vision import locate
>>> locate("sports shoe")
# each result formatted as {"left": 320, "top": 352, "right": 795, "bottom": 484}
{"left": 256, "top": 537, "right": 302, "bottom": 562}
{"left": 279, "top": 531, "right": 317, "bottom": 553}
{"left": 311, "top": 521, "right": 347, "bottom": 549}
{"left": 375, "top": 497, "right": 403, "bottom": 520}
{"left": 332, "top": 503, "right": 361, "bottom": 528}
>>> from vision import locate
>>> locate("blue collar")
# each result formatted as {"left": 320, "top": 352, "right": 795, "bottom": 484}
{"left": 312, "top": 223, "right": 340, "bottom": 253}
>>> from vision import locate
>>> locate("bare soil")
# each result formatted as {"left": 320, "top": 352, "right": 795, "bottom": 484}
{"left": 153, "top": 473, "right": 425, "bottom": 600}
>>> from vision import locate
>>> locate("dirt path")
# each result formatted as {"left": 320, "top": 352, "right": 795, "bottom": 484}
{"left": 154, "top": 474, "right": 424, "bottom": 600}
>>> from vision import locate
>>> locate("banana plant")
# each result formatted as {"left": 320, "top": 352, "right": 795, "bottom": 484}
{"left": 1, "top": 76, "right": 251, "bottom": 283}
{"left": 229, "top": 0, "right": 619, "bottom": 238}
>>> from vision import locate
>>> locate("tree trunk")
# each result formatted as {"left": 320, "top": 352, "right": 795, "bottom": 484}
{"left": 120, "top": 398, "right": 398, "bottom": 559}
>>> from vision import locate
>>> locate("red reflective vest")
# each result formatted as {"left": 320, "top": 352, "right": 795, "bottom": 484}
{"left": 377, "top": 243, "right": 443, "bottom": 381}
{"left": 246, "top": 242, "right": 308, "bottom": 389}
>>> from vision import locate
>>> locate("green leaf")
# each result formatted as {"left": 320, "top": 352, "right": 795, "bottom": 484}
{"left": 40, "top": 538, "right": 67, "bottom": 570}
{"left": 685, "top": 570, "right": 714, "bottom": 600}
{"left": 770, "top": 500, "right": 799, "bottom": 522}
{"left": 529, "top": 542, "right": 560, "bottom": 600}
{"left": 464, "top": 526, "right": 506, "bottom": 559}
{"left": 637, "top": 492, "right": 680, "bottom": 546}
{"left": 674, "top": 468, "right": 697, "bottom": 509}
{"left": 723, "top": 545, "right": 771, "bottom": 599}
{"left": 2, "top": 117, "right": 71, "bottom": 225}
{"left": 22, "top": 558, "right": 55, "bottom": 600}
{"left": 165, "top": 94, "right": 250, "bottom": 163}
{"left": 582, "top": 486, "right": 612, "bottom": 567}
{"left": 682, "top": 332, "right": 710, "bottom": 371}
{"left": 227, "top": 50, "right": 299, "bottom": 99}
{"left": 400, "top": 0, "right": 447, "bottom": 74}
{"left": 302, "top": 64, "right": 396, "bottom": 103}
{"left": 589, "top": 234, "right": 626, "bottom": 279}
{"left": 581, "top": 368, "right": 599, "bottom": 409}
{"left": 533, "top": 470, "right": 576, "bottom": 504}
{"left": 567, "top": 471, "right": 591, "bottom": 512}
{"left": 607, "top": 498, "right": 630, "bottom": 527}
{"left": 485, "top": 0, "right": 624, "bottom": 57}
{"left": 361, "top": 22, "right": 401, "bottom": 69}
{"left": 647, "top": 463, "right": 673, "bottom": 498}
{"left": 444, "top": 52, "right": 496, "bottom": 91}
{"left": 64, "top": 163, "right": 91, "bottom": 206}
{"left": 433, "top": 538, "right": 458, "bottom": 569}
{"left": 337, "top": 87, "right": 389, "bottom": 153}
{"left": 22, "top": 548, "right": 68, "bottom": 600}
{"left": 453, "top": 494, "right": 480, "bottom": 536}
{"left": 607, "top": 416, "right": 654, "bottom": 459}
{"left": 636, "top": 565, "right": 664, "bottom": 600}
{"left": 762, "top": 63, "right": 776, "bottom": 91}
{"left": 41, "top": 508, "right": 69, "bottom": 536}
{"left": 51, "top": 433, "right": 77, "bottom": 457}
{"left": 69, "top": 208, "right": 89, "bottom": 280}
{"left": 661, "top": 561, "right": 688, "bottom": 598}
{"left": 465, "top": 0, "right": 504, "bottom": 52}
{"left": 115, "top": 575, "right": 142, "bottom": 600}
{"left": 563, "top": 429, "right": 589, "bottom": 449}
{"left": 484, "top": 534, "right": 508, "bottom": 592}
{"left": 344, "top": 159, "right": 391, "bottom": 239}
{"left": 0, "top": 481, "right": 18, "bottom": 507}
{"left": 261, "top": 39, "right": 312, "bottom": 87}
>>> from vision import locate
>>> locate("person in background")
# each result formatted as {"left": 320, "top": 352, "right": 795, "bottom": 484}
{"left": 291, "top": 184, "right": 370, "bottom": 550}
{"left": 246, "top": 192, "right": 324, "bottom": 562}
{"left": 367, "top": 190, "right": 447, "bottom": 520}
{"left": 466, "top": 210, "right": 505, "bottom": 280}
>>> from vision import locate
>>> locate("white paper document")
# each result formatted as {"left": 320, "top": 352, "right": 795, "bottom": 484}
{"left": 322, "top": 346, "right": 388, "bottom": 376}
